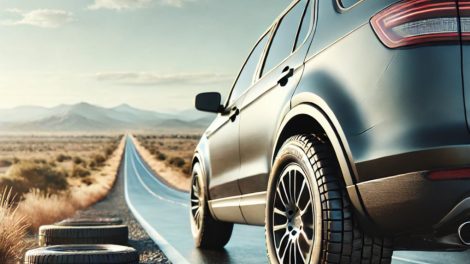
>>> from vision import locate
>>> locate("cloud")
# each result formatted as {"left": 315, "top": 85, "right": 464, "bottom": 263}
{"left": 87, "top": 0, "right": 191, "bottom": 10}
{"left": 94, "top": 72, "right": 233, "bottom": 86}
{"left": 1, "top": 9, "right": 73, "bottom": 28}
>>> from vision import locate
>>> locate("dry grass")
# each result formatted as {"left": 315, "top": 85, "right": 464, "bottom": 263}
{"left": 0, "top": 188, "right": 29, "bottom": 264}
{"left": 16, "top": 190, "right": 75, "bottom": 232}
{"left": 133, "top": 134, "right": 200, "bottom": 191}
{"left": 15, "top": 137, "right": 125, "bottom": 232}
{"left": 0, "top": 135, "right": 125, "bottom": 261}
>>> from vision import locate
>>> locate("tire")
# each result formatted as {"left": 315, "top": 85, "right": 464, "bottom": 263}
{"left": 39, "top": 225, "right": 128, "bottom": 246}
{"left": 265, "top": 134, "right": 393, "bottom": 264}
{"left": 25, "top": 244, "right": 138, "bottom": 264}
{"left": 56, "top": 217, "right": 123, "bottom": 226}
{"left": 190, "top": 162, "right": 233, "bottom": 249}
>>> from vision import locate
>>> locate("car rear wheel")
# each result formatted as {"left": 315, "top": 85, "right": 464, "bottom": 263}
{"left": 266, "top": 134, "right": 392, "bottom": 264}
{"left": 190, "top": 162, "right": 233, "bottom": 249}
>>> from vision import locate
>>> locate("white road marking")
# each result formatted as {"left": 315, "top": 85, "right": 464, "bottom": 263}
{"left": 130, "top": 144, "right": 185, "bottom": 193}
{"left": 129, "top": 143, "right": 187, "bottom": 207}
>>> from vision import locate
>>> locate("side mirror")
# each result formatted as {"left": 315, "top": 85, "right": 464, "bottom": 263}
{"left": 195, "top": 92, "right": 223, "bottom": 113}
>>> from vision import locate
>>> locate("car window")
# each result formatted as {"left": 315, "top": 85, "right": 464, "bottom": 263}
{"left": 294, "top": 0, "right": 312, "bottom": 50}
{"left": 227, "top": 33, "right": 269, "bottom": 106}
{"left": 261, "top": 1, "right": 307, "bottom": 76}
{"left": 339, "top": 0, "right": 360, "bottom": 8}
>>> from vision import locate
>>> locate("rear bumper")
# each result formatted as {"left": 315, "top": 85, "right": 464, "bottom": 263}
{"left": 355, "top": 147, "right": 470, "bottom": 250}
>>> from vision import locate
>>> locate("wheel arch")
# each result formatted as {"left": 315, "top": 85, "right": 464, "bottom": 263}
{"left": 191, "top": 135, "right": 213, "bottom": 201}
{"left": 272, "top": 102, "right": 373, "bottom": 227}
{"left": 272, "top": 102, "right": 357, "bottom": 186}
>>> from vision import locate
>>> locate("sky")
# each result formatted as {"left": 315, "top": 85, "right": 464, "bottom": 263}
{"left": 0, "top": 0, "right": 287, "bottom": 112}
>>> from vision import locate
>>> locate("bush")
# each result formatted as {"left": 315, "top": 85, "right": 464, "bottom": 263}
{"left": 169, "top": 157, "right": 185, "bottom": 168}
{"left": 105, "top": 146, "right": 114, "bottom": 157}
{"left": 88, "top": 161, "right": 97, "bottom": 169}
{"left": 156, "top": 152, "right": 167, "bottom": 161}
{"left": 0, "top": 159, "right": 12, "bottom": 167}
{"left": 182, "top": 164, "right": 191, "bottom": 175}
{"left": 5, "top": 161, "right": 68, "bottom": 194}
{"left": 81, "top": 178, "right": 94, "bottom": 186}
{"left": 91, "top": 154, "right": 106, "bottom": 166}
{"left": 56, "top": 154, "right": 72, "bottom": 162}
{"left": 72, "top": 165, "right": 91, "bottom": 178}
{"left": 73, "top": 156, "right": 84, "bottom": 165}
{"left": 33, "top": 159, "right": 47, "bottom": 164}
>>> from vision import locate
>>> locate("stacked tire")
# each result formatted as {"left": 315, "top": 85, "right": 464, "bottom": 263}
{"left": 25, "top": 218, "right": 139, "bottom": 264}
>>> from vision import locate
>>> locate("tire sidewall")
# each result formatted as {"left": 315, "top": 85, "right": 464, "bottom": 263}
{"left": 266, "top": 141, "right": 323, "bottom": 264}
{"left": 189, "top": 162, "right": 207, "bottom": 247}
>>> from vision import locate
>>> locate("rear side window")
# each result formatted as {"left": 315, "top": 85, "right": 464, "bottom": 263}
{"left": 339, "top": 0, "right": 360, "bottom": 8}
{"left": 228, "top": 33, "right": 269, "bottom": 105}
{"left": 294, "top": 0, "right": 312, "bottom": 50}
{"left": 262, "top": 0, "right": 307, "bottom": 75}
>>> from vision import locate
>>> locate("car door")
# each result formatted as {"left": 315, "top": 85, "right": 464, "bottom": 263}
{"left": 206, "top": 32, "right": 270, "bottom": 223}
{"left": 238, "top": 0, "right": 315, "bottom": 224}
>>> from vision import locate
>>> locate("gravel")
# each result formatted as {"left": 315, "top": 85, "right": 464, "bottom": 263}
{"left": 74, "top": 168, "right": 170, "bottom": 264}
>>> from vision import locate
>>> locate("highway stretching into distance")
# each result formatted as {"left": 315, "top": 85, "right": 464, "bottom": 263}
{"left": 123, "top": 136, "right": 470, "bottom": 264}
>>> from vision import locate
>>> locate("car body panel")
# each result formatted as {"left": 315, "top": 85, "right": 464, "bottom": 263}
{"left": 460, "top": 0, "right": 470, "bottom": 132}
{"left": 193, "top": 0, "right": 470, "bottom": 250}
{"left": 238, "top": 0, "right": 314, "bottom": 197}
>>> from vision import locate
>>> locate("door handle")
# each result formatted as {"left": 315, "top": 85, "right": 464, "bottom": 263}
{"left": 229, "top": 107, "right": 240, "bottom": 122}
{"left": 278, "top": 66, "right": 294, "bottom": 87}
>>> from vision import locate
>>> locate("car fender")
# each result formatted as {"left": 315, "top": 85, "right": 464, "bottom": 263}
{"left": 273, "top": 101, "right": 372, "bottom": 227}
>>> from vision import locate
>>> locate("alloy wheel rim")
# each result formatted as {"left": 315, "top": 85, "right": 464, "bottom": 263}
{"left": 272, "top": 164, "right": 315, "bottom": 264}
{"left": 190, "top": 174, "right": 203, "bottom": 230}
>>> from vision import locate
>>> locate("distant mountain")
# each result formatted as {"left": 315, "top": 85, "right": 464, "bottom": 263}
{"left": 0, "top": 102, "right": 215, "bottom": 132}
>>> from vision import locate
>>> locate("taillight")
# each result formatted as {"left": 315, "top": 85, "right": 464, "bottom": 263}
{"left": 371, "top": 0, "right": 460, "bottom": 48}
{"left": 460, "top": 0, "right": 470, "bottom": 41}
{"left": 427, "top": 168, "right": 470, "bottom": 180}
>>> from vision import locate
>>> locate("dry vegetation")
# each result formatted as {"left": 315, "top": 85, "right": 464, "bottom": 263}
{"left": 134, "top": 134, "right": 200, "bottom": 191}
{"left": 0, "top": 134, "right": 124, "bottom": 263}
{"left": 0, "top": 188, "right": 28, "bottom": 264}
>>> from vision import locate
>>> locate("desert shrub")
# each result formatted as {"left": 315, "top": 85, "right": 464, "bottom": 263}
{"left": 33, "top": 158, "right": 47, "bottom": 164}
{"left": 149, "top": 147, "right": 159, "bottom": 155}
{"left": 92, "top": 154, "right": 106, "bottom": 166}
{"left": 0, "top": 159, "right": 12, "bottom": 167}
{"left": 182, "top": 164, "right": 191, "bottom": 175}
{"left": 169, "top": 157, "right": 185, "bottom": 168}
{"left": 72, "top": 165, "right": 91, "bottom": 178}
{"left": 0, "top": 188, "right": 28, "bottom": 263}
{"left": 5, "top": 161, "right": 68, "bottom": 194}
{"left": 56, "top": 153, "right": 72, "bottom": 162}
{"left": 156, "top": 152, "right": 167, "bottom": 161}
{"left": 0, "top": 178, "right": 29, "bottom": 198}
{"left": 168, "top": 145, "right": 179, "bottom": 151}
{"left": 73, "top": 156, "right": 84, "bottom": 165}
{"left": 81, "top": 177, "right": 94, "bottom": 186}
{"left": 105, "top": 146, "right": 114, "bottom": 157}
{"left": 88, "top": 161, "right": 97, "bottom": 169}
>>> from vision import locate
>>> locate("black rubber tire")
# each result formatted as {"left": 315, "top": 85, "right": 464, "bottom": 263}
{"left": 25, "top": 244, "right": 138, "bottom": 264}
{"left": 266, "top": 134, "right": 393, "bottom": 264}
{"left": 38, "top": 225, "right": 128, "bottom": 246}
{"left": 190, "top": 162, "right": 234, "bottom": 249}
{"left": 56, "top": 217, "right": 123, "bottom": 226}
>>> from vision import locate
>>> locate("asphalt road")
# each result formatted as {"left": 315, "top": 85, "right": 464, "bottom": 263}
{"left": 123, "top": 137, "right": 470, "bottom": 264}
